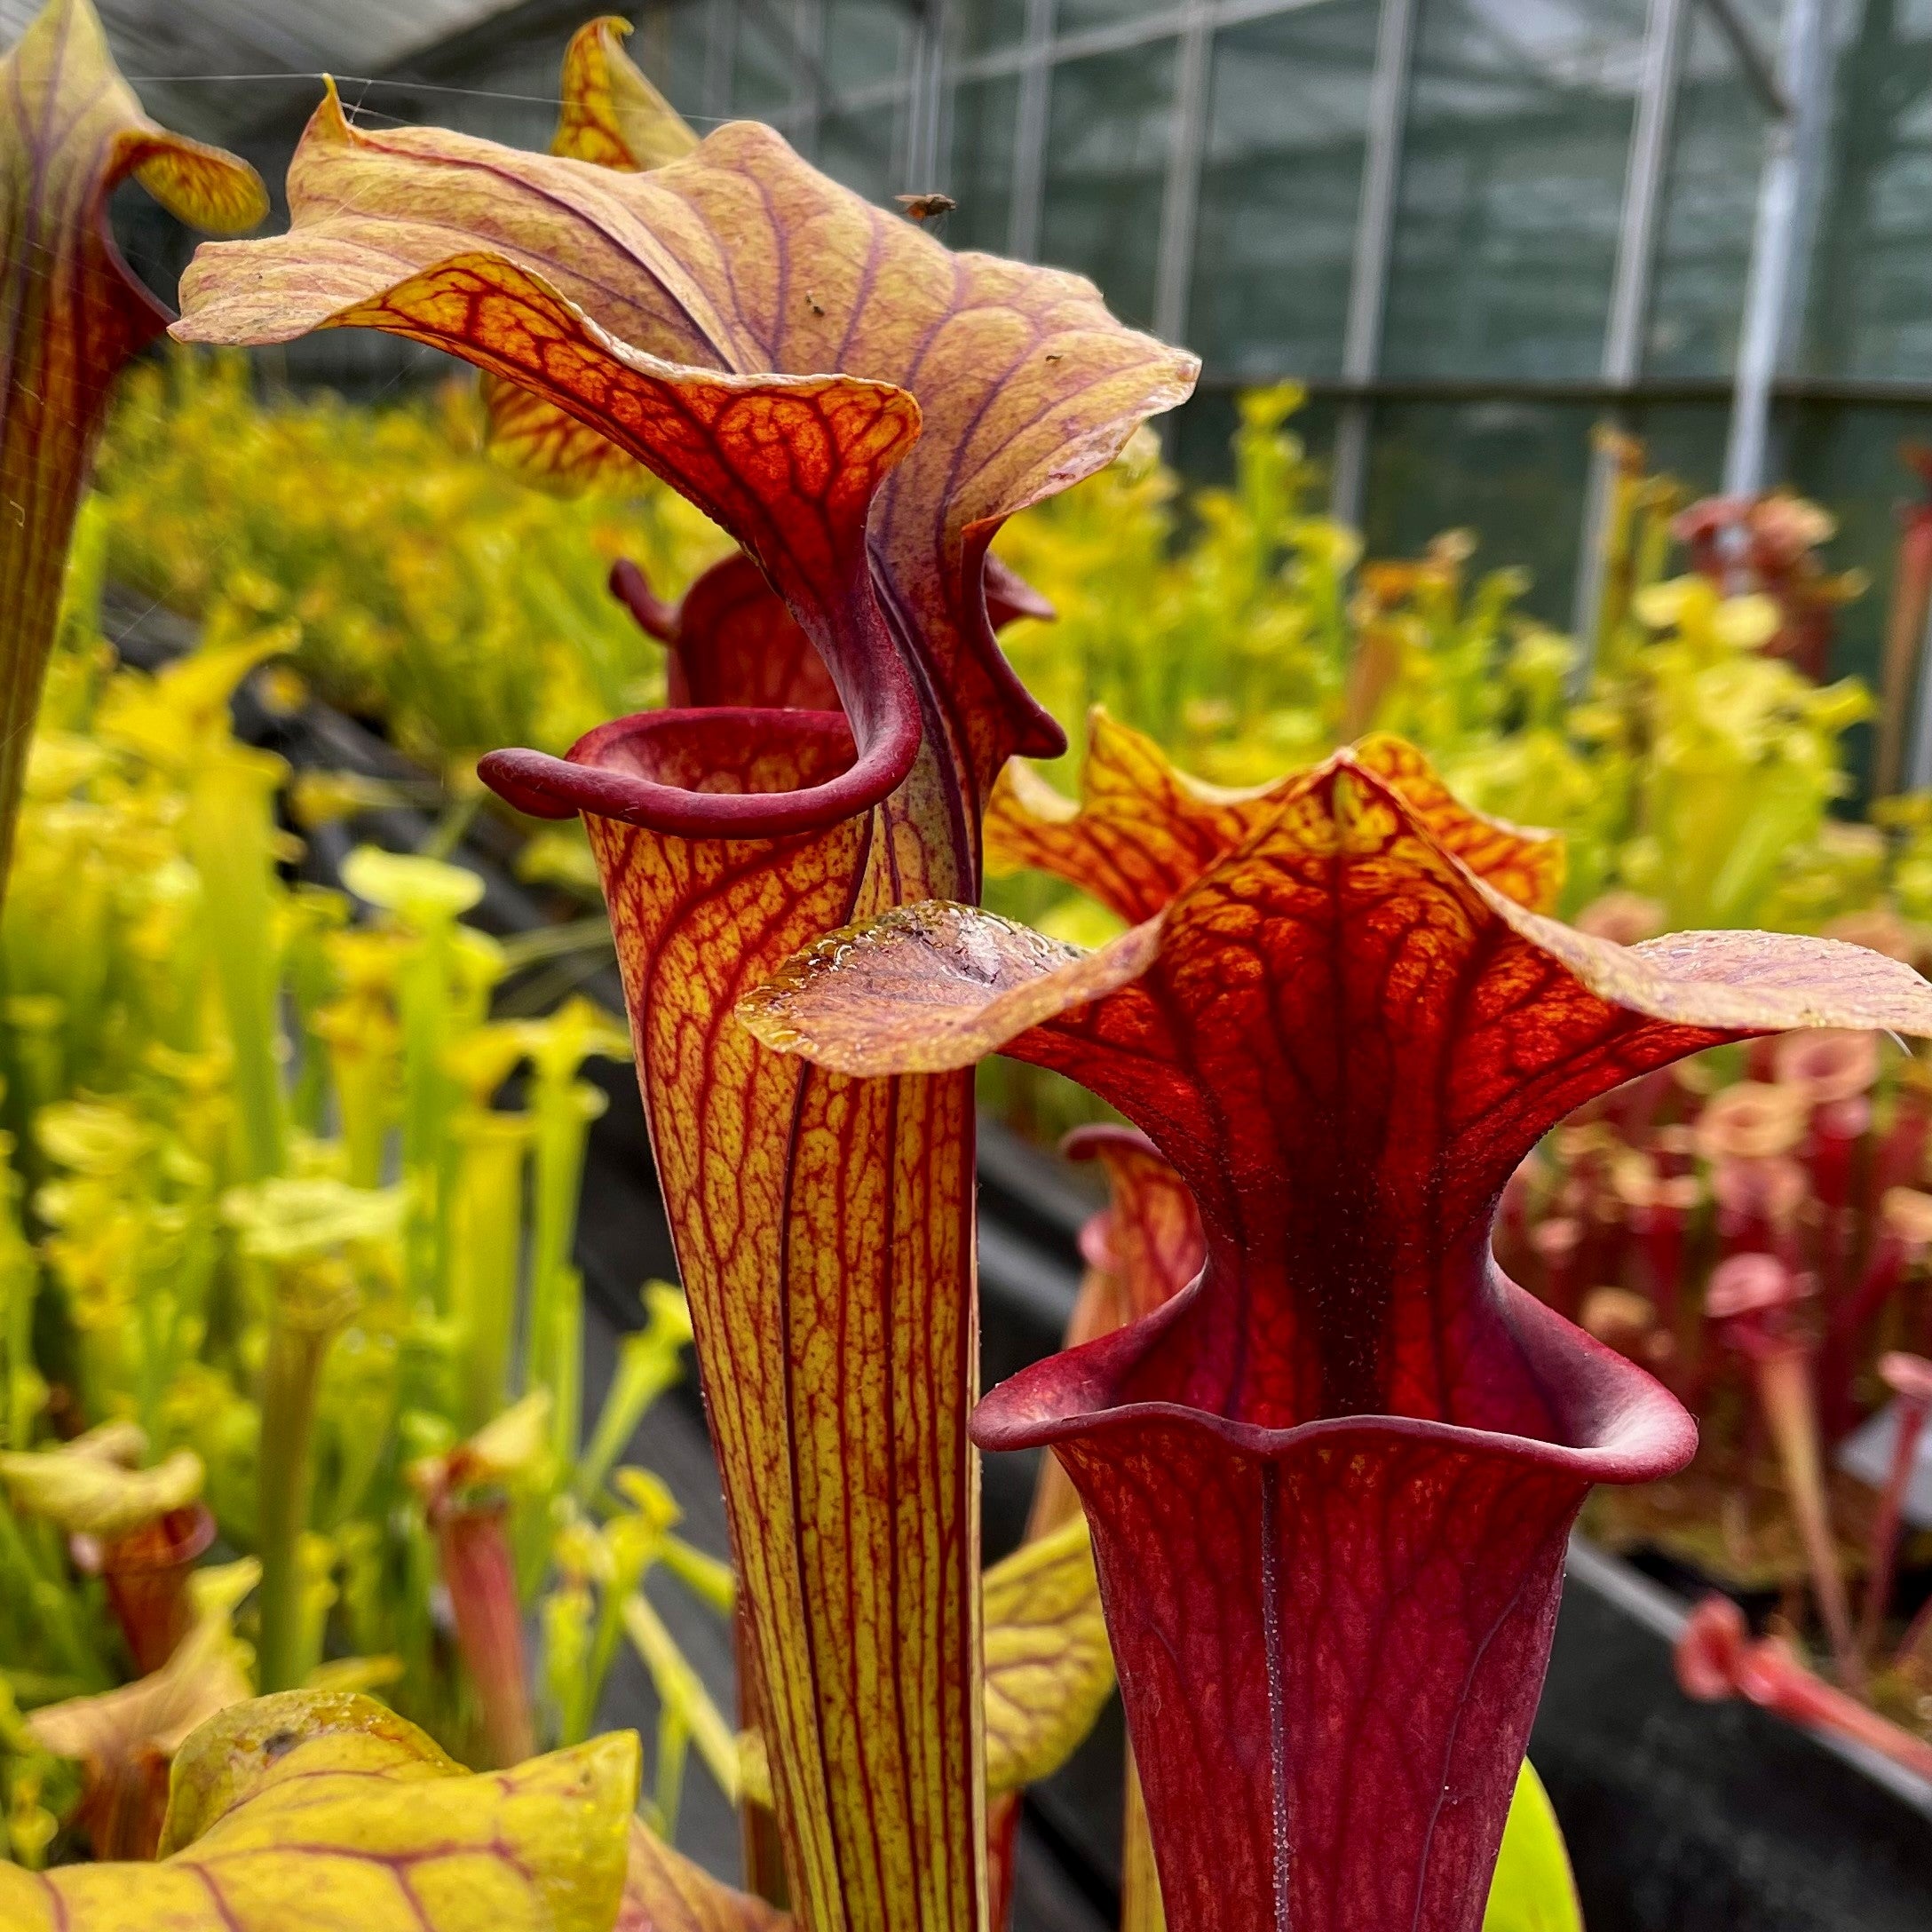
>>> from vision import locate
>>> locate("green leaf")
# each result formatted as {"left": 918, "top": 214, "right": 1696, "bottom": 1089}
{"left": 736, "top": 1511, "right": 1117, "bottom": 1811}
{"left": 1484, "top": 1761, "right": 1583, "bottom": 1932}
{"left": 2, "top": 1689, "right": 639, "bottom": 1932}
{"left": 981, "top": 1515, "right": 1115, "bottom": 1798}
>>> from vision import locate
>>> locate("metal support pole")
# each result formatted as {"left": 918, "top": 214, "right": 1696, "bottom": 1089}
{"left": 1330, "top": 0, "right": 1416, "bottom": 527}
{"left": 1569, "top": 0, "right": 1689, "bottom": 670}
{"left": 1008, "top": 0, "right": 1056, "bottom": 257}
{"left": 1722, "top": 0, "right": 1833, "bottom": 500}
{"left": 1695, "top": 0, "right": 1792, "bottom": 119}
{"left": 1153, "top": 1, "right": 1213, "bottom": 346}
{"left": 1603, "top": 0, "right": 1690, "bottom": 408}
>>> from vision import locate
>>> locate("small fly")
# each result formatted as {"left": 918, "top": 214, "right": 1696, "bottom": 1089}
{"left": 896, "top": 191, "right": 956, "bottom": 235}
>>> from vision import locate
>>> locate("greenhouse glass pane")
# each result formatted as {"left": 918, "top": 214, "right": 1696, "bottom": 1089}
{"left": 633, "top": 0, "right": 709, "bottom": 116}
{"left": 1169, "top": 390, "right": 1341, "bottom": 488}
{"left": 1624, "top": 400, "right": 1730, "bottom": 503}
{"left": 1802, "top": 0, "right": 1932, "bottom": 380}
{"left": 1786, "top": 402, "right": 1932, "bottom": 693}
{"left": 1056, "top": 0, "right": 1174, "bottom": 42}
{"left": 1040, "top": 41, "right": 1177, "bottom": 329}
{"left": 1188, "top": 1, "right": 1377, "bottom": 383}
{"left": 1382, "top": 0, "right": 1648, "bottom": 381}
{"left": 825, "top": 0, "right": 910, "bottom": 94}
{"left": 732, "top": 0, "right": 799, "bottom": 116}
{"left": 1170, "top": 390, "right": 1241, "bottom": 483}
{"left": 1645, "top": 10, "right": 1768, "bottom": 377}
{"left": 820, "top": 103, "right": 902, "bottom": 202}
{"left": 946, "top": 75, "right": 1020, "bottom": 253}
{"left": 670, "top": 1, "right": 710, "bottom": 115}
{"left": 1362, "top": 400, "right": 1596, "bottom": 624}
{"left": 958, "top": 0, "right": 1027, "bottom": 57}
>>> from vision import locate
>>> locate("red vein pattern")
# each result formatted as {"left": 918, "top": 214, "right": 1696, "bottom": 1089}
{"left": 1014, "top": 1127, "right": 1201, "bottom": 1932}
{"left": 608, "top": 546, "right": 1055, "bottom": 719}
{"left": 607, "top": 544, "right": 1051, "bottom": 724}
{"left": 551, "top": 16, "right": 698, "bottom": 173}
{"left": 0, "top": 0, "right": 264, "bottom": 891}
{"left": 614, "top": 550, "right": 844, "bottom": 711}
{"left": 986, "top": 714, "right": 1564, "bottom": 927}
{"left": 1026, "top": 1127, "right": 1204, "bottom": 1545}
{"left": 174, "top": 91, "right": 1198, "bottom": 836}
{"left": 174, "top": 82, "right": 1195, "bottom": 1932}
{"left": 1067, "top": 1126, "right": 1207, "bottom": 1331}
{"left": 585, "top": 754, "right": 977, "bottom": 1932}
{"left": 3, "top": 1688, "right": 642, "bottom": 1931}
{"left": 741, "top": 740, "right": 1932, "bottom": 1932}
{"left": 619, "top": 1819, "right": 790, "bottom": 1932}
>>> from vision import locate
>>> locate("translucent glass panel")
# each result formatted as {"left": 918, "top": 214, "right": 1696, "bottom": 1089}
{"left": 1382, "top": 0, "right": 1649, "bottom": 380}
{"left": 1801, "top": 0, "right": 1932, "bottom": 378}
{"left": 958, "top": 0, "right": 1028, "bottom": 58}
{"left": 946, "top": 75, "right": 1021, "bottom": 252}
{"left": 667, "top": 0, "right": 712, "bottom": 117}
{"left": 824, "top": 0, "right": 910, "bottom": 94}
{"left": 1644, "top": 9, "right": 1770, "bottom": 377}
{"left": 633, "top": 0, "right": 709, "bottom": 120}
{"left": 1170, "top": 389, "right": 1341, "bottom": 485}
{"left": 1057, "top": 0, "right": 1174, "bottom": 41}
{"left": 1362, "top": 400, "right": 1596, "bottom": 623}
{"left": 820, "top": 105, "right": 901, "bottom": 202}
{"left": 732, "top": 0, "right": 798, "bottom": 116}
{"left": 1169, "top": 391, "right": 1243, "bottom": 482}
{"left": 1785, "top": 402, "right": 1932, "bottom": 692}
{"left": 1040, "top": 42, "right": 1177, "bottom": 329}
{"left": 1625, "top": 400, "right": 1730, "bottom": 502}
{"left": 1188, "top": 1, "right": 1378, "bottom": 381}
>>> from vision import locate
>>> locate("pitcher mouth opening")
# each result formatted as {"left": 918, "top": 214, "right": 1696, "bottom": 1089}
{"left": 972, "top": 1268, "right": 1699, "bottom": 1489}
{"left": 478, "top": 698, "right": 918, "bottom": 841}
{"left": 85, "top": 1501, "right": 218, "bottom": 1578}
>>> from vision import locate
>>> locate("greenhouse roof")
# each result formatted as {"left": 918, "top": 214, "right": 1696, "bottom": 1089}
{"left": 0, "top": 0, "right": 531, "bottom": 139}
